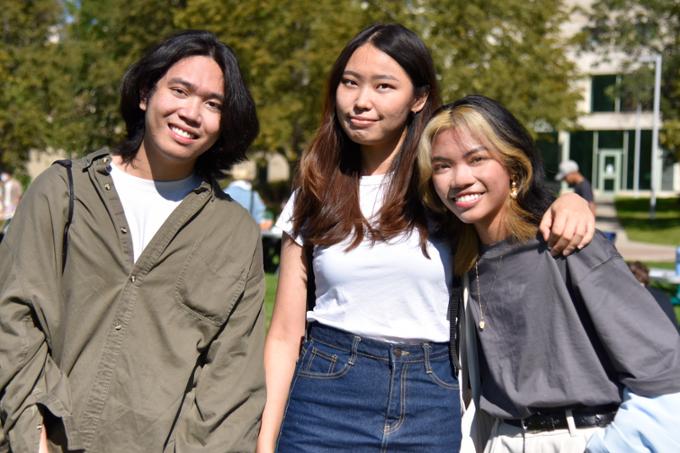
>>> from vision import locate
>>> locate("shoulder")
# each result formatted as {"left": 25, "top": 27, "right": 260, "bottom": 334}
{"left": 557, "top": 231, "right": 623, "bottom": 284}
{"left": 211, "top": 187, "right": 260, "bottom": 232}
{"left": 24, "top": 161, "right": 71, "bottom": 201}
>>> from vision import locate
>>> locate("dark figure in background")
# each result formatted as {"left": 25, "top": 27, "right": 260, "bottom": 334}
{"left": 556, "top": 159, "right": 595, "bottom": 215}
{"left": 627, "top": 260, "right": 679, "bottom": 329}
{"left": 0, "top": 30, "right": 265, "bottom": 452}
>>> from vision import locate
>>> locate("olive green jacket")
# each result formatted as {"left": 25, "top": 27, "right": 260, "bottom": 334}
{"left": 0, "top": 150, "right": 265, "bottom": 452}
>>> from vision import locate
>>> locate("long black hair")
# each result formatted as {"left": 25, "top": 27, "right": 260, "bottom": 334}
{"left": 118, "top": 30, "right": 259, "bottom": 181}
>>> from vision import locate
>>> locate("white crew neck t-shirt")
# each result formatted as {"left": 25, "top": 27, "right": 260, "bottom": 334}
{"left": 276, "top": 173, "right": 452, "bottom": 343}
{"left": 110, "top": 163, "right": 201, "bottom": 262}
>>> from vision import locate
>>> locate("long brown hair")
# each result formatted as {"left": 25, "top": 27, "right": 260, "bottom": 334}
{"left": 292, "top": 23, "right": 441, "bottom": 250}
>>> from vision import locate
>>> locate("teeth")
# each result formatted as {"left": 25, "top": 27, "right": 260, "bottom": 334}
{"left": 455, "top": 193, "right": 482, "bottom": 203}
{"left": 171, "top": 126, "right": 195, "bottom": 139}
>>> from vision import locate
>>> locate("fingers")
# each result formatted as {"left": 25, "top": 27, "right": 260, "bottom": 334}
{"left": 578, "top": 215, "right": 596, "bottom": 250}
{"left": 539, "top": 209, "right": 553, "bottom": 242}
{"left": 543, "top": 193, "right": 596, "bottom": 256}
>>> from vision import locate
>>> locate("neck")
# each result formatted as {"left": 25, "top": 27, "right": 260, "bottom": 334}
{"left": 122, "top": 142, "right": 195, "bottom": 181}
{"left": 475, "top": 214, "right": 509, "bottom": 245}
{"left": 359, "top": 128, "right": 407, "bottom": 176}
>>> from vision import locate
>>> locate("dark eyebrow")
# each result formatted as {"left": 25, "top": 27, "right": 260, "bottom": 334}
{"left": 463, "top": 146, "right": 488, "bottom": 158}
{"left": 342, "top": 70, "right": 399, "bottom": 82}
{"left": 168, "top": 77, "right": 225, "bottom": 103}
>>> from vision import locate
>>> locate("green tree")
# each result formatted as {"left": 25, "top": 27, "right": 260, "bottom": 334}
{"left": 390, "top": 0, "right": 580, "bottom": 132}
{"left": 583, "top": 0, "right": 680, "bottom": 161}
{"left": 0, "top": 0, "right": 66, "bottom": 172}
{"left": 178, "top": 0, "right": 579, "bottom": 161}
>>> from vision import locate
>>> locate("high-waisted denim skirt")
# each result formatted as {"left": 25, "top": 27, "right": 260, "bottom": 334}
{"left": 277, "top": 322, "right": 461, "bottom": 452}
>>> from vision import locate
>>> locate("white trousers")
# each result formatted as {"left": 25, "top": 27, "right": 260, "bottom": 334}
{"left": 483, "top": 417, "right": 604, "bottom": 453}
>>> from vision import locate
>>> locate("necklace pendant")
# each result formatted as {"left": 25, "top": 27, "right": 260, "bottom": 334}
{"left": 479, "top": 320, "right": 486, "bottom": 330}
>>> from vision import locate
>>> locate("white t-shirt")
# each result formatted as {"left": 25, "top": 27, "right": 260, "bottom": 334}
{"left": 276, "top": 173, "right": 452, "bottom": 342}
{"left": 110, "top": 163, "right": 201, "bottom": 262}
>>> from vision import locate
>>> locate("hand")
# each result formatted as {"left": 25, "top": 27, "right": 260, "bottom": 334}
{"left": 38, "top": 424, "right": 48, "bottom": 453}
{"left": 539, "top": 193, "right": 595, "bottom": 256}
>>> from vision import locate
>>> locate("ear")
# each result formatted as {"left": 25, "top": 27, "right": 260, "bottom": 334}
{"left": 139, "top": 91, "right": 148, "bottom": 111}
{"left": 411, "top": 90, "right": 428, "bottom": 114}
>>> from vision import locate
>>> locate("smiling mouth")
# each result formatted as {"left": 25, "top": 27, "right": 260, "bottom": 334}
{"left": 454, "top": 193, "right": 482, "bottom": 203}
{"left": 170, "top": 125, "right": 198, "bottom": 139}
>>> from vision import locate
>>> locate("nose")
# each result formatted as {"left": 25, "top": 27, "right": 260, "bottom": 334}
{"left": 451, "top": 164, "right": 475, "bottom": 190}
{"left": 178, "top": 98, "right": 201, "bottom": 126}
{"left": 353, "top": 86, "right": 373, "bottom": 111}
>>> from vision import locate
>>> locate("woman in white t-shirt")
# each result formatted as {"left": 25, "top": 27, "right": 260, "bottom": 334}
{"left": 257, "top": 23, "right": 595, "bottom": 453}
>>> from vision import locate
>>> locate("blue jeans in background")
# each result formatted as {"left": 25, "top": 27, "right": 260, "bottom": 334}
{"left": 277, "top": 322, "right": 461, "bottom": 452}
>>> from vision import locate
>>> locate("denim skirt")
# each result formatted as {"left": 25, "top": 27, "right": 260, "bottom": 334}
{"left": 277, "top": 323, "right": 461, "bottom": 452}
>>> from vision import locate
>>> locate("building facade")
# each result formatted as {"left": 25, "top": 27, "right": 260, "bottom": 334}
{"left": 551, "top": 0, "right": 679, "bottom": 196}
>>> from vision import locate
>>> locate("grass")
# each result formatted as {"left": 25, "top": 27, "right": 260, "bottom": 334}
{"left": 614, "top": 196, "right": 680, "bottom": 245}
{"left": 264, "top": 272, "right": 278, "bottom": 328}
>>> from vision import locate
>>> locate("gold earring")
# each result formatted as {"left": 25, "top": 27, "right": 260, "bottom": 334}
{"left": 510, "top": 180, "right": 519, "bottom": 199}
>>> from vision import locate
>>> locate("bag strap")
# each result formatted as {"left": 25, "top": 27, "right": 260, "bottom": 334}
{"left": 449, "top": 276, "right": 462, "bottom": 375}
{"left": 304, "top": 243, "right": 315, "bottom": 311}
{"left": 53, "top": 159, "right": 74, "bottom": 272}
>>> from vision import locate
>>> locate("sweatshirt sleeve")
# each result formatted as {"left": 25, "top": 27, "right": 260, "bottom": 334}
{"left": 0, "top": 166, "right": 73, "bottom": 452}
{"left": 586, "top": 389, "right": 680, "bottom": 452}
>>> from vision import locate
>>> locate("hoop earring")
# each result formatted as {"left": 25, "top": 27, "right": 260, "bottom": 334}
{"left": 510, "top": 179, "right": 519, "bottom": 199}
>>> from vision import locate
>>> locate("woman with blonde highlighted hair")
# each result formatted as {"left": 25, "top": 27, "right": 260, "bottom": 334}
{"left": 418, "top": 94, "right": 680, "bottom": 452}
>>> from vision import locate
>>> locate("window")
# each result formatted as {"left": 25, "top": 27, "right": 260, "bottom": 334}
{"left": 591, "top": 75, "right": 617, "bottom": 112}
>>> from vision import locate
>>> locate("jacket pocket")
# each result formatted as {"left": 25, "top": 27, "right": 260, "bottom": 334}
{"left": 174, "top": 256, "right": 246, "bottom": 328}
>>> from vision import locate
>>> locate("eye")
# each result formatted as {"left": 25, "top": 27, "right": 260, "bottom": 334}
{"left": 432, "top": 161, "right": 450, "bottom": 173}
{"left": 376, "top": 83, "right": 394, "bottom": 91}
{"left": 469, "top": 155, "right": 486, "bottom": 165}
{"left": 170, "top": 87, "right": 187, "bottom": 97}
{"left": 340, "top": 78, "right": 357, "bottom": 87}
{"left": 206, "top": 100, "right": 222, "bottom": 111}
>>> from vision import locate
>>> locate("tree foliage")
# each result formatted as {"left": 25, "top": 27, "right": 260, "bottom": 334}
{"left": 0, "top": 0, "right": 65, "bottom": 172}
{"left": 2, "top": 0, "right": 581, "bottom": 174}
{"left": 583, "top": 0, "right": 680, "bottom": 160}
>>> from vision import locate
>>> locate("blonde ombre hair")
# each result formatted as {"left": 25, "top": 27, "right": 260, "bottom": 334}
{"left": 418, "top": 95, "right": 554, "bottom": 276}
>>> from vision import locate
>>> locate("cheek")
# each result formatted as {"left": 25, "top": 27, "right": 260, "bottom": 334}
{"left": 205, "top": 116, "right": 222, "bottom": 140}
{"left": 431, "top": 175, "right": 449, "bottom": 203}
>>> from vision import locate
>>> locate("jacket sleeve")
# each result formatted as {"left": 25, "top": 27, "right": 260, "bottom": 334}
{"left": 570, "top": 245, "right": 680, "bottom": 397}
{"left": 166, "top": 237, "right": 266, "bottom": 453}
{"left": 0, "top": 167, "right": 73, "bottom": 452}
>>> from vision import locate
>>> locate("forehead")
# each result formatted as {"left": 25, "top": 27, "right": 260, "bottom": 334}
{"left": 161, "top": 55, "right": 225, "bottom": 92}
{"left": 344, "top": 44, "right": 410, "bottom": 80}
{"left": 432, "top": 127, "right": 483, "bottom": 155}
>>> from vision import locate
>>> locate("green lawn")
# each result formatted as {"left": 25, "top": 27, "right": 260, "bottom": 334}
{"left": 614, "top": 196, "right": 680, "bottom": 245}
{"left": 265, "top": 272, "right": 278, "bottom": 328}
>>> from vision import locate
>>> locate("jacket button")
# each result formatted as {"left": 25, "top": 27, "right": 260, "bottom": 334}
{"left": 104, "top": 183, "right": 111, "bottom": 190}
{"left": 114, "top": 324, "right": 122, "bottom": 330}
{"left": 120, "top": 226, "right": 127, "bottom": 234}
{"left": 130, "top": 275, "right": 136, "bottom": 283}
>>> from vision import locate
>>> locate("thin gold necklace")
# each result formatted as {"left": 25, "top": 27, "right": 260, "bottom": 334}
{"left": 474, "top": 260, "right": 487, "bottom": 330}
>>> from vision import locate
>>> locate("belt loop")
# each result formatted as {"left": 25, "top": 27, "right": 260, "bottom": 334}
{"left": 348, "top": 335, "right": 361, "bottom": 365}
{"left": 565, "top": 409, "right": 577, "bottom": 436}
{"left": 422, "top": 343, "right": 432, "bottom": 374}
